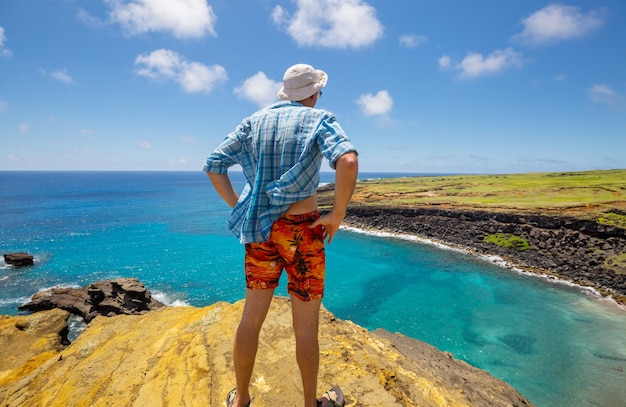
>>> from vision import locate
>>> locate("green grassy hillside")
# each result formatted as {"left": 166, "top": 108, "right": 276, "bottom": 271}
{"left": 342, "top": 169, "right": 626, "bottom": 227}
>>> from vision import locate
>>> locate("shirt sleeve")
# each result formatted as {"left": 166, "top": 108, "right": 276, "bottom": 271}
{"left": 316, "top": 114, "right": 357, "bottom": 169}
{"left": 202, "top": 121, "right": 249, "bottom": 174}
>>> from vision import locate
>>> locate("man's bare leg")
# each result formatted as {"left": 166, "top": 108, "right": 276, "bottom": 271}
{"left": 291, "top": 295, "right": 322, "bottom": 407}
{"left": 232, "top": 288, "right": 275, "bottom": 407}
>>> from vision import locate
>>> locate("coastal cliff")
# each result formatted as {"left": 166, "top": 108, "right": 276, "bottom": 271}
{"left": 0, "top": 297, "right": 531, "bottom": 406}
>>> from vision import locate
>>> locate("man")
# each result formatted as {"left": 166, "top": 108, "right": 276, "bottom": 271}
{"left": 203, "top": 63, "right": 358, "bottom": 407}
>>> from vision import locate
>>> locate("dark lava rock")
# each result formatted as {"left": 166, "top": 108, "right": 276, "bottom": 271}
{"left": 18, "top": 278, "right": 165, "bottom": 322}
{"left": 4, "top": 252, "right": 34, "bottom": 267}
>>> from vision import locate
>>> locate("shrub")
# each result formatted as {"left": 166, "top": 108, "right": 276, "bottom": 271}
{"left": 604, "top": 253, "right": 626, "bottom": 275}
{"left": 484, "top": 233, "right": 530, "bottom": 251}
{"left": 597, "top": 212, "right": 626, "bottom": 230}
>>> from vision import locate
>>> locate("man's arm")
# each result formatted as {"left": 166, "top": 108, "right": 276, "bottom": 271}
{"left": 206, "top": 172, "right": 238, "bottom": 208}
{"left": 310, "top": 151, "right": 358, "bottom": 244}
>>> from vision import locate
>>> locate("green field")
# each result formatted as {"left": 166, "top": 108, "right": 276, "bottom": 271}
{"left": 343, "top": 169, "right": 626, "bottom": 227}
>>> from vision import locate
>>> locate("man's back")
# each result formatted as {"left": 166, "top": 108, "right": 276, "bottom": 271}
{"left": 205, "top": 100, "right": 355, "bottom": 243}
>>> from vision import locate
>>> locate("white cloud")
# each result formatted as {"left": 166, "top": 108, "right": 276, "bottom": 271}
{"left": 456, "top": 48, "right": 523, "bottom": 79}
{"left": 554, "top": 74, "right": 566, "bottom": 83}
{"left": 72, "top": 146, "right": 92, "bottom": 154}
{"left": 0, "top": 27, "right": 12, "bottom": 57}
{"left": 40, "top": 68, "right": 74, "bottom": 83}
{"left": 0, "top": 99, "right": 8, "bottom": 112}
{"left": 138, "top": 140, "right": 152, "bottom": 149}
{"left": 180, "top": 136, "right": 196, "bottom": 144}
{"left": 271, "top": 0, "right": 383, "bottom": 49}
{"left": 168, "top": 157, "right": 188, "bottom": 165}
{"left": 51, "top": 69, "right": 74, "bottom": 84}
{"left": 438, "top": 55, "right": 452, "bottom": 70}
{"left": 78, "top": 8, "right": 106, "bottom": 27}
{"left": 512, "top": 4, "right": 605, "bottom": 46}
{"left": 588, "top": 84, "right": 624, "bottom": 108}
{"left": 18, "top": 123, "right": 31, "bottom": 134}
{"left": 399, "top": 34, "right": 428, "bottom": 48}
{"left": 356, "top": 90, "right": 393, "bottom": 117}
{"left": 107, "top": 0, "right": 217, "bottom": 39}
{"left": 233, "top": 71, "right": 281, "bottom": 108}
{"left": 135, "top": 49, "right": 227, "bottom": 93}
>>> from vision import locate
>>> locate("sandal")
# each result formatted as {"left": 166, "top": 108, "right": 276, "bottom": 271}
{"left": 317, "top": 387, "right": 345, "bottom": 407}
{"left": 225, "top": 387, "right": 251, "bottom": 407}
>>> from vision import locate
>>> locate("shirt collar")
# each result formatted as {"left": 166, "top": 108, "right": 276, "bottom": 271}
{"left": 267, "top": 100, "right": 304, "bottom": 109}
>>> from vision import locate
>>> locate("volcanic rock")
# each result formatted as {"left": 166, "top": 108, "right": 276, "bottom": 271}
{"left": 18, "top": 278, "right": 164, "bottom": 322}
{"left": 3, "top": 252, "right": 34, "bottom": 267}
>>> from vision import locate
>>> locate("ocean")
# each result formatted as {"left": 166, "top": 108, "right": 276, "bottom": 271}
{"left": 1, "top": 171, "right": 625, "bottom": 407}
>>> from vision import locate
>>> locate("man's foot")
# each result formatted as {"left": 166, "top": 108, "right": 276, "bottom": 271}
{"left": 225, "top": 388, "right": 251, "bottom": 407}
{"left": 317, "top": 387, "right": 345, "bottom": 407}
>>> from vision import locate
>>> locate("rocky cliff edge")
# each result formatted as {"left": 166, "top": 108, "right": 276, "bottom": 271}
{"left": 0, "top": 297, "right": 531, "bottom": 406}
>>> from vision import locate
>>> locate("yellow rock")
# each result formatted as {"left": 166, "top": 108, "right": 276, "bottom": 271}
{"left": 0, "top": 298, "right": 532, "bottom": 406}
{"left": 0, "top": 308, "right": 69, "bottom": 386}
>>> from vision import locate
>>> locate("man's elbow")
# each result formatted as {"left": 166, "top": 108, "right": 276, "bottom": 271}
{"left": 337, "top": 152, "right": 358, "bottom": 171}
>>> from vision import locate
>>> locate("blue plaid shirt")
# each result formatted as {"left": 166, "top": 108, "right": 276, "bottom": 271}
{"left": 203, "top": 101, "right": 356, "bottom": 243}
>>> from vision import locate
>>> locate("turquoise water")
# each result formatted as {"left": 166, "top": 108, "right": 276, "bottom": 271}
{"left": 1, "top": 171, "right": 625, "bottom": 406}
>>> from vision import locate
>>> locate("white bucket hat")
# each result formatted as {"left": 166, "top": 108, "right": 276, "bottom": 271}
{"left": 277, "top": 64, "right": 328, "bottom": 101}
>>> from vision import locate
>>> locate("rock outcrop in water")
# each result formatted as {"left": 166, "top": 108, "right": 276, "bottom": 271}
{"left": 0, "top": 297, "right": 532, "bottom": 406}
{"left": 18, "top": 278, "right": 165, "bottom": 322}
{"left": 3, "top": 253, "right": 34, "bottom": 267}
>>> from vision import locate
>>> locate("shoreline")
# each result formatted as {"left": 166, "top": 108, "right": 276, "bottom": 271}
{"left": 340, "top": 218, "right": 626, "bottom": 310}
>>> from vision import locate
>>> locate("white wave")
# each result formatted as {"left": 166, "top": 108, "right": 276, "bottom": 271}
{"left": 152, "top": 291, "right": 190, "bottom": 307}
{"left": 0, "top": 295, "right": 32, "bottom": 307}
{"left": 43, "top": 283, "right": 82, "bottom": 290}
{"left": 67, "top": 314, "right": 87, "bottom": 342}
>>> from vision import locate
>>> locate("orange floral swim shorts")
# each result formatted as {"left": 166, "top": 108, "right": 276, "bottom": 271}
{"left": 244, "top": 211, "right": 325, "bottom": 301}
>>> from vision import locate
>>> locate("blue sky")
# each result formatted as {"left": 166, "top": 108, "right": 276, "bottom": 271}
{"left": 1, "top": 0, "right": 624, "bottom": 173}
